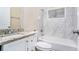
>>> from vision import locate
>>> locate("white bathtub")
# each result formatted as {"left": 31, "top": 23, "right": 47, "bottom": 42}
{"left": 38, "top": 35, "right": 77, "bottom": 51}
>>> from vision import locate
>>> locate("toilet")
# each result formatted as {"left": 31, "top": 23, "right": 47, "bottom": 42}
{"left": 36, "top": 41, "right": 52, "bottom": 51}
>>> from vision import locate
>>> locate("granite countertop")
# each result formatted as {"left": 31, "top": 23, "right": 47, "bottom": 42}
{"left": 0, "top": 31, "right": 37, "bottom": 45}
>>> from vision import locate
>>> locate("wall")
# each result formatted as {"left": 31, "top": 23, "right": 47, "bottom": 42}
{"left": 0, "top": 7, "right": 10, "bottom": 29}
{"left": 10, "top": 7, "right": 22, "bottom": 31}
{"left": 21, "top": 7, "right": 40, "bottom": 32}
{"left": 11, "top": 7, "right": 41, "bottom": 32}
{"left": 77, "top": 8, "right": 79, "bottom": 30}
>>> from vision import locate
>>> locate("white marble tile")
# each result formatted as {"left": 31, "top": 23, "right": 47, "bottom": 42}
{"left": 41, "top": 7, "right": 77, "bottom": 42}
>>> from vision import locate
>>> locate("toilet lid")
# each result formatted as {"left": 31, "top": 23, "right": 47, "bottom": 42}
{"left": 37, "top": 41, "right": 52, "bottom": 49}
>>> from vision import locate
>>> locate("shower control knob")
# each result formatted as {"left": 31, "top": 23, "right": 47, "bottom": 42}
{"left": 73, "top": 30, "right": 79, "bottom": 35}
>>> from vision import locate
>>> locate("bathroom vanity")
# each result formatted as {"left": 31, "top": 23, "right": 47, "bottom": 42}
{"left": 0, "top": 31, "right": 37, "bottom": 51}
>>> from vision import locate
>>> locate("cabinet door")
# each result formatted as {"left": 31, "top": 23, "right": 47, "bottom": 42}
{"left": 27, "top": 34, "right": 37, "bottom": 51}
{"left": 27, "top": 36, "right": 34, "bottom": 51}
{"left": 3, "top": 39, "right": 26, "bottom": 51}
{"left": 31, "top": 34, "right": 37, "bottom": 51}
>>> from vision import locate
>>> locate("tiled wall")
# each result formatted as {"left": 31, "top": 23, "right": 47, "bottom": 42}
{"left": 64, "top": 7, "right": 77, "bottom": 41}
{"left": 42, "top": 7, "right": 77, "bottom": 41}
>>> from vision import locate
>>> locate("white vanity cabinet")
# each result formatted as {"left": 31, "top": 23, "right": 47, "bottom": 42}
{"left": 2, "top": 34, "right": 37, "bottom": 51}
{"left": 2, "top": 38, "right": 27, "bottom": 51}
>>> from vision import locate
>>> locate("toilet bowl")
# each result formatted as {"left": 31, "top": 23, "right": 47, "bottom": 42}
{"left": 36, "top": 41, "right": 52, "bottom": 51}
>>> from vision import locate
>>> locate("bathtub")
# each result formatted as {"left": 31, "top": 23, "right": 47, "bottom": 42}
{"left": 38, "top": 35, "right": 77, "bottom": 51}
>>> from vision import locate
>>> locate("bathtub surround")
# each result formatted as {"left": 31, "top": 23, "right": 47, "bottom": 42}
{"left": 36, "top": 7, "right": 78, "bottom": 51}
{"left": 41, "top": 7, "right": 77, "bottom": 42}
{"left": 65, "top": 7, "right": 77, "bottom": 42}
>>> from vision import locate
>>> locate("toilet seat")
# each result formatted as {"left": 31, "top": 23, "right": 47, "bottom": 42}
{"left": 36, "top": 41, "right": 52, "bottom": 51}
